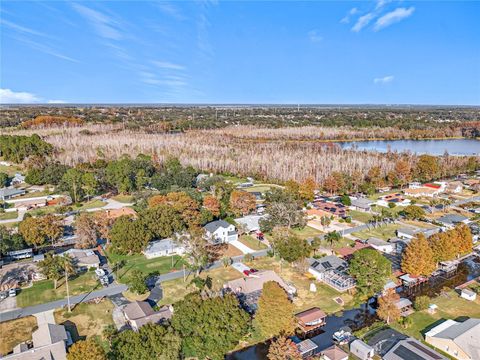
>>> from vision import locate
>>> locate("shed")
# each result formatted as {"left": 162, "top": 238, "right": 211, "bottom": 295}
{"left": 296, "top": 338, "right": 318, "bottom": 358}
{"left": 321, "top": 345, "right": 348, "bottom": 360}
{"left": 350, "top": 339, "right": 374, "bottom": 360}
{"left": 460, "top": 288, "right": 477, "bottom": 301}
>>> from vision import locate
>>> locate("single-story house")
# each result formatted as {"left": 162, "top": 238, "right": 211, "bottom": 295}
{"left": 234, "top": 215, "right": 266, "bottom": 233}
{"left": 396, "top": 226, "right": 439, "bottom": 240}
{"left": 336, "top": 241, "right": 371, "bottom": 259}
{"left": 123, "top": 301, "right": 173, "bottom": 331}
{"left": 350, "top": 197, "right": 374, "bottom": 212}
{"left": 377, "top": 193, "right": 411, "bottom": 208}
{"left": 313, "top": 200, "right": 347, "bottom": 217}
{"left": 403, "top": 187, "right": 439, "bottom": 198}
{"left": 437, "top": 214, "right": 469, "bottom": 229}
{"left": 224, "top": 270, "right": 295, "bottom": 313}
{"left": 425, "top": 318, "right": 480, "bottom": 360}
{"left": 143, "top": 238, "right": 185, "bottom": 259}
{"left": 460, "top": 288, "right": 477, "bottom": 301}
{"left": 63, "top": 248, "right": 100, "bottom": 269}
{"left": 384, "top": 338, "right": 447, "bottom": 360}
{"left": 11, "top": 173, "right": 25, "bottom": 185}
{"left": 350, "top": 339, "right": 374, "bottom": 360}
{"left": 295, "top": 307, "right": 326, "bottom": 334}
{"left": 13, "top": 198, "right": 47, "bottom": 210}
{"left": 7, "top": 248, "right": 33, "bottom": 260}
{"left": 321, "top": 345, "right": 349, "bottom": 360}
{"left": 308, "top": 256, "right": 355, "bottom": 292}
{"left": 366, "top": 237, "right": 394, "bottom": 254}
{"left": 0, "top": 188, "right": 26, "bottom": 201}
{"left": 204, "top": 220, "right": 238, "bottom": 244}
{"left": 4, "top": 323, "right": 69, "bottom": 360}
{"left": 447, "top": 181, "right": 463, "bottom": 194}
{"left": 296, "top": 339, "right": 318, "bottom": 358}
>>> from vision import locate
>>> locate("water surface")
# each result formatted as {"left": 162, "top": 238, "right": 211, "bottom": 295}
{"left": 339, "top": 138, "right": 480, "bottom": 156}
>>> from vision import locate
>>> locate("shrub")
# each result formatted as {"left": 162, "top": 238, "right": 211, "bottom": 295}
{"left": 414, "top": 295, "right": 430, "bottom": 311}
{"left": 388, "top": 202, "right": 396, "bottom": 209}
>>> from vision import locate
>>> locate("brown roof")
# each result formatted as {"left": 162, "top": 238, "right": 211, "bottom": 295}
{"left": 295, "top": 307, "right": 326, "bottom": 323}
{"left": 322, "top": 345, "right": 349, "bottom": 360}
{"left": 123, "top": 301, "right": 155, "bottom": 320}
{"left": 336, "top": 241, "right": 371, "bottom": 257}
{"left": 225, "top": 270, "right": 290, "bottom": 294}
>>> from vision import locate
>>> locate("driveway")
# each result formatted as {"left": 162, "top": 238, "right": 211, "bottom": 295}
{"left": 0, "top": 296, "right": 18, "bottom": 313}
{"left": 86, "top": 199, "right": 133, "bottom": 212}
{"left": 231, "top": 262, "right": 251, "bottom": 274}
{"left": 230, "top": 240, "right": 255, "bottom": 254}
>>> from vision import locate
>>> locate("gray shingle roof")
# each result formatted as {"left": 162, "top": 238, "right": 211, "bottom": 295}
{"left": 204, "top": 220, "right": 231, "bottom": 233}
{"left": 438, "top": 214, "right": 468, "bottom": 225}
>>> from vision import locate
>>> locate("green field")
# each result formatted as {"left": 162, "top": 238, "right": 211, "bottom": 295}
{"left": 78, "top": 199, "right": 106, "bottom": 210}
{"left": 291, "top": 225, "right": 324, "bottom": 240}
{"left": 351, "top": 224, "right": 401, "bottom": 240}
{"left": 238, "top": 235, "right": 268, "bottom": 250}
{"left": 0, "top": 211, "right": 18, "bottom": 221}
{"left": 17, "top": 272, "right": 99, "bottom": 307}
{"left": 106, "top": 250, "right": 185, "bottom": 282}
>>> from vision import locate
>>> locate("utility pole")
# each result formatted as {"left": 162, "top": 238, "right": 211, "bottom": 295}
{"left": 65, "top": 267, "right": 71, "bottom": 312}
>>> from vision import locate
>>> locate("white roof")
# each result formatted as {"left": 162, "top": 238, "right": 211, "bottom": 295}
{"left": 234, "top": 215, "right": 265, "bottom": 232}
{"left": 425, "top": 319, "right": 458, "bottom": 338}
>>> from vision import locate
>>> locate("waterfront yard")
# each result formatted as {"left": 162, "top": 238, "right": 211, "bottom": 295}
{"left": 391, "top": 289, "right": 480, "bottom": 340}
{"left": 16, "top": 272, "right": 99, "bottom": 307}
{"left": 0, "top": 316, "right": 37, "bottom": 356}
{"left": 54, "top": 299, "right": 114, "bottom": 342}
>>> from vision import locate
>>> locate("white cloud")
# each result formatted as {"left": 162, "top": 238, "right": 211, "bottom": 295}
{"left": 72, "top": 3, "right": 122, "bottom": 40}
{"left": 0, "top": 19, "right": 47, "bottom": 37}
{"left": 152, "top": 60, "right": 186, "bottom": 70}
{"left": 374, "top": 75, "right": 394, "bottom": 84}
{"left": 47, "top": 99, "right": 67, "bottom": 104}
{"left": 0, "top": 89, "right": 41, "bottom": 103}
{"left": 308, "top": 30, "right": 323, "bottom": 43}
{"left": 352, "top": 13, "right": 376, "bottom": 32}
{"left": 0, "top": 89, "right": 67, "bottom": 104}
{"left": 155, "top": 2, "right": 185, "bottom": 20}
{"left": 374, "top": 7, "right": 415, "bottom": 31}
{"left": 340, "top": 7, "right": 358, "bottom": 24}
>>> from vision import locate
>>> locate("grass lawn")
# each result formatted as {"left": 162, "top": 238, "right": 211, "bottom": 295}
{"left": 78, "top": 199, "right": 106, "bottom": 210}
{"left": 158, "top": 265, "right": 241, "bottom": 306}
{"left": 28, "top": 206, "right": 58, "bottom": 217}
{"left": 348, "top": 210, "right": 374, "bottom": 224}
{"left": 17, "top": 272, "right": 100, "bottom": 307}
{"left": 0, "top": 316, "right": 37, "bottom": 356}
{"left": 244, "top": 257, "right": 354, "bottom": 313}
{"left": 111, "top": 194, "right": 134, "bottom": 203}
{"left": 291, "top": 226, "right": 324, "bottom": 240}
{"left": 0, "top": 211, "right": 18, "bottom": 221}
{"left": 54, "top": 299, "right": 114, "bottom": 342}
{"left": 391, "top": 290, "right": 480, "bottom": 340}
{"left": 238, "top": 235, "right": 268, "bottom": 250}
{"left": 351, "top": 224, "right": 401, "bottom": 241}
{"left": 105, "top": 250, "right": 185, "bottom": 282}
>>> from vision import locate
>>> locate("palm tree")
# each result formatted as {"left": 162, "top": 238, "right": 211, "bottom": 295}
{"left": 324, "top": 231, "right": 341, "bottom": 248}
{"left": 58, "top": 255, "right": 75, "bottom": 312}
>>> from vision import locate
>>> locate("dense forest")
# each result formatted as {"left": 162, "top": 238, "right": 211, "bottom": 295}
{"left": 0, "top": 105, "right": 479, "bottom": 136}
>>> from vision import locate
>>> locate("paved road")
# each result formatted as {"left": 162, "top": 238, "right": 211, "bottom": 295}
{"left": 452, "top": 196, "right": 480, "bottom": 207}
{"left": 0, "top": 284, "right": 127, "bottom": 322}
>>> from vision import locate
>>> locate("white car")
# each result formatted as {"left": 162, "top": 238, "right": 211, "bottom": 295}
{"left": 8, "top": 288, "right": 16, "bottom": 297}
{"left": 95, "top": 269, "right": 106, "bottom": 278}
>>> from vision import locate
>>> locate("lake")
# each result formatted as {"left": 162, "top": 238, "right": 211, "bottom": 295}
{"left": 338, "top": 138, "right": 480, "bottom": 156}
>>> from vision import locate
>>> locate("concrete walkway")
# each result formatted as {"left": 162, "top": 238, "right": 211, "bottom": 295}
{"left": 34, "top": 310, "right": 55, "bottom": 325}
{"left": 230, "top": 239, "right": 255, "bottom": 254}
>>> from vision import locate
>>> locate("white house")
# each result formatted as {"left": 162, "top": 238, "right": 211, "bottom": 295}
{"left": 366, "top": 238, "right": 394, "bottom": 254}
{"left": 460, "top": 288, "right": 477, "bottom": 301}
{"left": 234, "top": 214, "right": 266, "bottom": 233}
{"left": 143, "top": 238, "right": 185, "bottom": 259}
{"left": 204, "top": 220, "right": 238, "bottom": 244}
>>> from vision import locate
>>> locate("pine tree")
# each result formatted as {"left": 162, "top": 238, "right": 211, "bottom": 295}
{"left": 401, "top": 234, "right": 435, "bottom": 276}
{"left": 255, "top": 281, "right": 295, "bottom": 338}
{"left": 267, "top": 337, "right": 302, "bottom": 360}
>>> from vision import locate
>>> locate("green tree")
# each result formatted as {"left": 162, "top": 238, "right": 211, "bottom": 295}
{"left": 403, "top": 205, "right": 426, "bottom": 220}
{"left": 254, "top": 281, "right": 295, "bottom": 338}
{"left": 81, "top": 172, "right": 99, "bottom": 200}
{"left": 18, "top": 215, "right": 63, "bottom": 248}
{"left": 171, "top": 293, "right": 250, "bottom": 360}
{"left": 415, "top": 155, "right": 440, "bottom": 181}
{"left": 414, "top": 295, "right": 430, "bottom": 310}
{"left": 324, "top": 231, "right": 341, "bottom": 248}
{"left": 67, "top": 338, "right": 107, "bottom": 360}
{"left": 349, "top": 248, "right": 391, "bottom": 300}
{"left": 340, "top": 194, "right": 351, "bottom": 206}
{"left": 0, "top": 226, "right": 26, "bottom": 256}
{"left": 109, "top": 216, "right": 153, "bottom": 254}
{"left": 271, "top": 227, "right": 310, "bottom": 263}
{"left": 127, "top": 269, "right": 148, "bottom": 295}
{"left": 260, "top": 189, "right": 305, "bottom": 232}
{"left": 141, "top": 204, "right": 184, "bottom": 239}
{"left": 0, "top": 172, "right": 8, "bottom": 187}
{"left": 111, "top": 324, "right": 181, "bottom": 360}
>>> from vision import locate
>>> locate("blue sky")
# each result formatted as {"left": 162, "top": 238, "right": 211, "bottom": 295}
{"left": 1, "top": 1, "right": 479, "bottom": 104}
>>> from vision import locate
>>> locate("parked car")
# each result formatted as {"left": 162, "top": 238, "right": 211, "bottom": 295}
{"left": 0, "top": 291, "right": 8, "bottom": 300}
{"left": 100, "top": 275, "right": 109, "bottom": 287}
{"left": 95, "top": 269, "right": 106, "bottom": 278}
{"left": 8, "top": 288, "right": 17, "bottom": 297}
